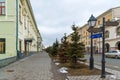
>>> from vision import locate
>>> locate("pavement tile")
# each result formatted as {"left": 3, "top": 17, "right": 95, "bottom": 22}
{"left": 1, "top": 52, "right": 120, "bottom": 80}
{"left": 0, "top": 52, "right": 54, "bottom": 80}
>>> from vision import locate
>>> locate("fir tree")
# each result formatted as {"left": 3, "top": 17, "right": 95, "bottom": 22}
{"left": 69, "top": 24, "right": 85, "bottom": 67}
{"left": 51, "top": 39, "right": 59, "bottom": 56}
{"left": 58, "top": 33, "right": 70, "bottom": 62}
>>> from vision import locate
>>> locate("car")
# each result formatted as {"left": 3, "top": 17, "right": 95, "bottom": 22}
{"left": 105, "top": 50, "right": 120, "bottom": 59}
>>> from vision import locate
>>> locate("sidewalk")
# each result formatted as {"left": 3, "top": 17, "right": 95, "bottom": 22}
{"left": 67, "top": 62, "right": 120, "bottom": 80}
{"left": 0, "top": 52, "right": 54, "bottom": 80}
{"left": 0, "top": 52, "right": 120, "bottom": 80}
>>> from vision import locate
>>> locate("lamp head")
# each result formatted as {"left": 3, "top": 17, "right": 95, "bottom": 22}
{"left": 88, "top": 14, "right": 97, "bottom": 27}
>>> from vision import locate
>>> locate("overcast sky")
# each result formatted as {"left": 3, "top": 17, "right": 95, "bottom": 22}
{"left": 30, "top": 0, "right": 120, "bottom": 47}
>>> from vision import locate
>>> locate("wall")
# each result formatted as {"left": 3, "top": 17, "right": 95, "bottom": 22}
{"left": 0, "top": 0, "right": 16, "bottom": 60}
{"left": 18, "top": 0, "right": 40, "bottom": 53}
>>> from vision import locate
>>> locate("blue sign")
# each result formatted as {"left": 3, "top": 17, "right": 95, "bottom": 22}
{"left": 90, "top": 33, "right": 102, "bottom": 39}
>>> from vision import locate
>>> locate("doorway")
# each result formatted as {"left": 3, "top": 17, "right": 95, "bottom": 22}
{"left": 105, "top": 43, "right": 110, "bottom": 52}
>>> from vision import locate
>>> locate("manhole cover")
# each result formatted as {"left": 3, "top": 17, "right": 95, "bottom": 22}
{"left": 6, "top": 70, "right": 14, "bottom": 72}
{"left": 0, "top": 79, "right": 8, "bottom": 80}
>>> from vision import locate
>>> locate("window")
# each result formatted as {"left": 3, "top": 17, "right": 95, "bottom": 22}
{"left": 0, "top": 38, "right": 5, "bottom": 53}
{"left": 98, "top": 20, "right": 100, "bottom": 25}
{"left": 19, "top": 40, "right": 22, "bottom": 52}
{"left": 24, "top": 15, "right": 26, "bottom": 29}
{"left": 19, "top": 5, "right": 22, "bottom": 22}
{"left": 0, "top": 0, "right": 5, "bottom": 15}
{"left": 105, "top": 31, "right": 109, "bottom": 38}
{"left": 116, "top": 27, "right": 120, "bottom": 35}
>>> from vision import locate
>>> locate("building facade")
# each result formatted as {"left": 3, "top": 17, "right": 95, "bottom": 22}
{"left": 67, "top": 6, "right": 120, "bottom": 54}
{"left": 95, "top": 7, "right": 120, "bottom": 53}
{"left": 100, "top": 20, "right": 120, "bottom": 52}
{"left": 0, "top": 0, "right": 42, "bottom": 67}
{"left": 87, "top": 6, "right": 120, "bottom": 53}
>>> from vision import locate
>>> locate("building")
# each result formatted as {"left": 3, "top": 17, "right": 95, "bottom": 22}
{"left": 88, "top": 6, "right": 120, "bottom": 53}
{"left": 95, "top": 6, "right": 120, "bottom": 53}
{"left": 100, "top": 19, "right": 120, "bottom": 52}
{"left": 0, "top": 0, "right": 42, "bottom": 67}
{"left": 67, "top": 6, "right": 120, "bottom": 54}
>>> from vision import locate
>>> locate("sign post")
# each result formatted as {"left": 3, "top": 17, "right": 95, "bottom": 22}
{"left": 91, "top": 33, "right": 102, "bottom": 39}
{"left": 87, "top": 15, "right": 119, "bottom": 78}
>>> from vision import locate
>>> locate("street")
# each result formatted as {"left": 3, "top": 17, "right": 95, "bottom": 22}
{"left": 85, "top": 54, "right": 120, "bottom": 71}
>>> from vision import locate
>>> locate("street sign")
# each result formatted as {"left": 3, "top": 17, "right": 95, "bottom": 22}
{"left": 90, "top": 33, "right": 102, "bottom": 39}
{"left": 87, "top": 28, "right": 102, "bottom": 33}
{"left": 106, "top": 21, "right": 119, "bottom": 26}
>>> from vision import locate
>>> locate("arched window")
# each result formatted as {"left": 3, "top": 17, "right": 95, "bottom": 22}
{"left": 105, "top": 31, "right": 109, "bottom": 38}
{"left": 116, "top": 27, "right": 120, "bottom": 35}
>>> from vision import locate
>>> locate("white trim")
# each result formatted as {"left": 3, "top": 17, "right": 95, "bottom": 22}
{"left": 0, "top": 20, "right": 15, "bottom": 22}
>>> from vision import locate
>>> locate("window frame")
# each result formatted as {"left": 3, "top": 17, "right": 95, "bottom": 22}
{"left": 116, "top": 27, "right": 120, "bottom": 36}
{"left": 105, "top": 30, "right": 109, "bottom": 38}
{"left": 0, "top": 0, "right": 5, "bottom": 15}
{"left": 19, "top": 5, "right": 22, "bottom": 23}
{"left": 0, "top": 38, "right": 5, "bottom": 54}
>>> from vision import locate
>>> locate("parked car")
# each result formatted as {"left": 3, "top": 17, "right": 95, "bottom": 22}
{"left": 105, "top": 50, "right": 120, "bottom": 59}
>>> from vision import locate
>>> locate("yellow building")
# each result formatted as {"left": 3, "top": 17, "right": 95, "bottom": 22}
{"left": 66, "top": 34, "right": 72, "bottom": 43}
{"left": 88, "top": 6, "right": 120, "bottom": 53}
{"left": 67, "top": 6, "right": 120, "bottom": 54}
{"left": 95, "top": 6, "right": 120, "bottom": 53}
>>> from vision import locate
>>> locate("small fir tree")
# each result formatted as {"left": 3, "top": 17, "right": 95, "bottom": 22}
{"left": 58, "top": 33, "right": 69, "bottom": 62}
{"left": 45, "top": 46, "right": 52, "bottom": 53}
{"left": 69, "top": 24, "right": 85, "bottom": 68}
{"left": 51, "top": 39, "right": 59, "bottom": 56}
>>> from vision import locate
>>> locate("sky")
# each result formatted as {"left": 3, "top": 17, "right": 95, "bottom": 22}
{"left": 30, "top": 0, "right": 120, "bottom": 47}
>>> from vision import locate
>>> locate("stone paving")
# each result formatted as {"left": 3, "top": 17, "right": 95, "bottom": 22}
{"left": 0, "top": 51, "right": 120, "bottom": 80}
{"left": 67, "top": 75, "right": 113, "bottom": 80}
{"left": 0, "top": 52, "right": 54, "bottom": 80}
{"left": 67, "top": 62, "right": 120, "bottom": 80}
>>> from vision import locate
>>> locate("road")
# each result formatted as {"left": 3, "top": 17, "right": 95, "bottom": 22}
{"left": 85, "top": 54, "right": 120, "bottom": 71}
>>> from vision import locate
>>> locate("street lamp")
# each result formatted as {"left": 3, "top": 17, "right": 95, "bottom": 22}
{"left": 87, "top": 14, "right": 119, "bottom": 78}
{"left": 88, "top": 15, "right": 97, "bottom": 70}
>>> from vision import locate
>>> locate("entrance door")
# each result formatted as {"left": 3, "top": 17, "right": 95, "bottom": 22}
{"left": 19, "top": 40, "right": 22, "bottom": 52}
{"left": 24, "top": 41, "right": 27, "bottom": 54}
{"left": 105, "top": 43, "right": 110, "bottom": 52}
{"left": 118, "top": 42, "right": 120, "bottom": 50}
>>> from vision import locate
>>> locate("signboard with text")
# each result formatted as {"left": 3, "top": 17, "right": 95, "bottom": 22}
{"left": 90, "top": 33, "right": 102, "bottom": 39}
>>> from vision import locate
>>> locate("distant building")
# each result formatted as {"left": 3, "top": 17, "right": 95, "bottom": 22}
{"left": 0, "top": 0, "right": 42, "bottom": 67}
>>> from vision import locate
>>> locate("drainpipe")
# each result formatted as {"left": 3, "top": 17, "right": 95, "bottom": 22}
{"left": 16, "top": 0, "right": 19, "bottom": 59}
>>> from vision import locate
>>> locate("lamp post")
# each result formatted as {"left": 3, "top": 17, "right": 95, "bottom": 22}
{"left": 87, "top": 14, "right": 119, "bottom": 78}
{"left": 101, "top": 17, "right": 105, "bottom": 78}
{"left": 88, "top": 15, "right": 97, "bottom": 70}
{"left": 100, "top": 17, "right": 119, "bottom": 78}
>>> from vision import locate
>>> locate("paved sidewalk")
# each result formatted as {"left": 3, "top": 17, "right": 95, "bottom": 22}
{"left": 67, "top": 62, "right": 120, "bottom": 80}
{"left": 0, "top": 52, "right": 54, "bottom": 80}
{"left": 1, "top": 52, "right": 120, "bottom": 80}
